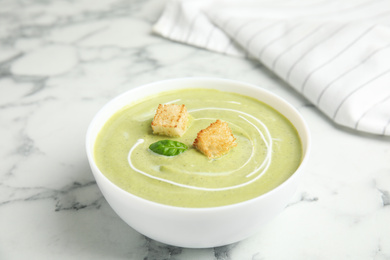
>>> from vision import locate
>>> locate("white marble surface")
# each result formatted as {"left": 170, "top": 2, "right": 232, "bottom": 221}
{"left": 1, "top": 0, "right": 389, "bottom": 259}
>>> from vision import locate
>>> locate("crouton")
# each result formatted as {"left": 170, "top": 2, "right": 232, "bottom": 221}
{"left": 193, "top": 120, "right": 237, "bottom": 159}
{"left": 151, "top": 104, "right": 189, "bottom": 137}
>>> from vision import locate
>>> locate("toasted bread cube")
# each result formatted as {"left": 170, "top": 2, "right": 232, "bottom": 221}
{"left": 193, "top": 120, "right": 237, "bottom": 159}
{"left": 151, "top": 104, "right": 189, "bottom": 137}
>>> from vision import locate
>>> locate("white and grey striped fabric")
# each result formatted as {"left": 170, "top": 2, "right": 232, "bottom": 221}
{"left": 153, "top": 0, "right": 390, "bottom": 136}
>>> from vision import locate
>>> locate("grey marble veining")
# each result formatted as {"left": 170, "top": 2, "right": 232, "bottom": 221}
{"left": 1, "top": 0, "right": 390, "bottom": 259}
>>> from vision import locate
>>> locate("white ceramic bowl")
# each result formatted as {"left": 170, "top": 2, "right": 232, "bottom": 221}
{"left": 86, "top": 77, "right": 311, "bottom": 248}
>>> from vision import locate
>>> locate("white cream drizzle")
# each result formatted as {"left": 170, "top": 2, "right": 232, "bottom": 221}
{"left": 164, "top": 99, "right": 181, "bottom": 104}
{"left": 127, "top": 107, "right": 273, "bottom": 191}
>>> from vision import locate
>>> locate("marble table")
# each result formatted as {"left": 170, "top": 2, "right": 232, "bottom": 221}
{"left": 1, "top": 0, "right": 389, "bottom": 259}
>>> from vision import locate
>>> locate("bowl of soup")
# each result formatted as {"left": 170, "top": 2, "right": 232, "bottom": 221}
{"left": 86, "top": 77, "right": 311, "bottom": 248}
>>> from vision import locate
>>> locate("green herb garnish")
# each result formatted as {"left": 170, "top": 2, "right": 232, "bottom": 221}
{"left": 149, "top": 140, "right": 188, "bottom": 156}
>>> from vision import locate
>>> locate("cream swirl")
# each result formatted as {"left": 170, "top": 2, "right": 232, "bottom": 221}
{"left": 127, "top": 108, "right": 273, "bottom": 191}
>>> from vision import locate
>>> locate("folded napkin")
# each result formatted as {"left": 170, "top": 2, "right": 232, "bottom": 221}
{"left": 153, "top": 0, "right": 390, "bottom": 136}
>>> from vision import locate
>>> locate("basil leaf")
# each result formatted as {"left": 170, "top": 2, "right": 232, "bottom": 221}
{"left": 149, "top": 140, "right": 188, "bottom": 156}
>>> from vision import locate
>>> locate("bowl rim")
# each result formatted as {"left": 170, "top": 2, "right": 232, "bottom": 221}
{"left": 86, "top": 77, "right": 311, "bottom": 212}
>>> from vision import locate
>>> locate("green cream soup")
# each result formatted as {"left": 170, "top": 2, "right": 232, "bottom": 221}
{"left": 94, "top": 89, "right": 302, "bottom": 208}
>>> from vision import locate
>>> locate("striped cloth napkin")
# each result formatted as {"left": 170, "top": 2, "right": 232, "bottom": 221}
{"left": 153, "top": 0, "right": 390, "bottom": 136}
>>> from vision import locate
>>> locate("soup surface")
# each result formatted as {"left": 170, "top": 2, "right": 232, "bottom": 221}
{"left": 94, "top": 88, "right": 302, "bottom": 207}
